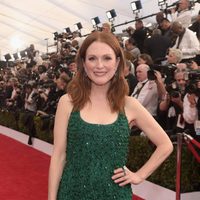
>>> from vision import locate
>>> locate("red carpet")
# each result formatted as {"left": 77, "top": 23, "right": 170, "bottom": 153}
{"left": 0, "top": 133, "right": 144, "bottom": 200}
{"left": 0, "top": 134, "right": 50, "bottom": 200}
{"left": 133, "top": 195, "right": 144, "bottom": 200}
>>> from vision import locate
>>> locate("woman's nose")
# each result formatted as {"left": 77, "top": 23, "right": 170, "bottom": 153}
{"left": 96, "top": 59, "right": 104, "bottom": 68}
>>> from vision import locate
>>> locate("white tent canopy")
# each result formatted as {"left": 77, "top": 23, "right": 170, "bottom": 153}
{"left": 0, "top": 0, "right": 199, "bottom": 59}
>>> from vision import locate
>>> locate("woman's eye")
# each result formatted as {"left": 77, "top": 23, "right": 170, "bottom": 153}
{"left": 88, "top": 57, "right": 95, "bottom": 61}
{"left": 104, "top": 57, "right": 112, "bottom": 60}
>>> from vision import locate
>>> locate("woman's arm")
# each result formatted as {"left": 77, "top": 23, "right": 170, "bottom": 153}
{"left": 112, "top": 97, "right": 173, "bottom": 186}
{"left": 48, "top": 94, "right": 72, "bottom": 200}
{"left": 155, "top": 71, "right": 167, "bottom": 100}
{"left": 133, "top": 100, "right": 173, "bottom": 181}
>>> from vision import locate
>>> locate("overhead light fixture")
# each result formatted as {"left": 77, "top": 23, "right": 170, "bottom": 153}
{"left": 106, "top": 9, "right": 117, "bottom": 22}
{"left": 91, "top": 17, "right": 101, "bottom": 28}
{"left": 4, "top": 53, "right": 12, "bottom": 61}
{"left": 53, "top": 32, "right": 58, "bottom": 37}
{"left": 157, "top": 0, "right": 168, "bottom": 13}
{"left": 130, "top": 0, "right": 142, "bottom": 19}
{"left": 74, "top": 22, "right": 83, "bottom": 31}
{"left": 64, "top": 27, "right": 71, "bottom": 34}
{"left": 20, "top": 50, "right": 27, "bottom": 58}
{"left": 131, "top": 1, "right": 142, "bottom": 12}
{"left": 158, "top": 0, "right": 167, "bottom": 6}
{"left": 13, "top": 53, "right": 19, "bottom": 60}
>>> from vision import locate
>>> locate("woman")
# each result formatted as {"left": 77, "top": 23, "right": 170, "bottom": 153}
{"left": 48, "top": 31, "right": 173, "bottom": 200}
{"left": 166, "top": 48, "right": 182, "bottom": 65}
{"left": 137, "top": 53, "right": 153, "bottom": 67}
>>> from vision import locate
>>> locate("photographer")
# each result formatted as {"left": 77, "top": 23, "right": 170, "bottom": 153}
{"left": 24, "top": 83, "right": 37, "bottom": 113}
{"left": 41, "top": 74, "right": 70, "bottom": 115}
{"left": 0, "top": 81, "right": 5, "bottom": 108}
{"left": 5, "top": 78, "right": 23, "bottom": 111}
{"left": 170, "top": 0, "right": 192, "bottom": 28}
{"left": 132, "top": 64, "right": 166, "bottom": 118}
{"left": 183, "top": 79, "right": 200, "bottom": 141}
{"left": 124, "top": 37, "right": 141, "bottom": 60}
{"left": 158, "top": 69, "right": 187, "bottom": 132}
{"left": 143, "top": 28, "right": 171, "bottom": 63}
{"left": 160, "top": 18, "right": 177, "bottom": 47}
{"left": 171, "top": 21, "right": 200, "bottom": 63}
{"left": 131, "top": 20, "right": 150, "bottom": 53}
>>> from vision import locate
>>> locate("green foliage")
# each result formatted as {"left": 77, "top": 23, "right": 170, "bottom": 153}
{"left": 34, "top": 116, "right": 53, "bottom": 143}
{"left": 0, "top": 110, "right": 53, "bottom": 143}
{"left": 0, "top": 111, "right": 199, "bottom": 192}
{"left": 126, "top": 136, "right": 200, "bottom": 192}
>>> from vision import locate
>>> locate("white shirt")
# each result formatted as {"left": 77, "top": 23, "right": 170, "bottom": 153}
{"left": 132, "top": 80, "right": 159, "bottom": 116}
{"left": 24, "top": 90, "right": 37, "bottom": 112}
{"left": 171, "top": 9, "right": 192, "bottom": 28}
{"left": 183, "top": 94, "right": 198, "bottom": 124}
{"left": 172, "top": 28, "right": 200, "bottom": 59}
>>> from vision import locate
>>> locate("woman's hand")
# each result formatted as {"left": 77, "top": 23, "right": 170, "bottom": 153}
{"left": 112, "top": 166, "right": 143, "bottom": 186}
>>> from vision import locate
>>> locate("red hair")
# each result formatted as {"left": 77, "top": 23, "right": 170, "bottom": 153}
{"left": 67, "top": 31, "right": 129, "bottom": 112}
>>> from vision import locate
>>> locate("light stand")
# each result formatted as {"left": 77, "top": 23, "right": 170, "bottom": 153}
{"left": 44, "top": 38, "right": 49, "bottom": 54}
{"left": 158, "top": 0, "right": 168, "bottom": 17}
{"left": 91, "top": 17, "right": 101, "bottom": 30}
{"left": 131, "top": 0, "right": 142, "bottom": 19}
{"left": 106, "top": 9, "right": 117, "bottom": 32}
{"left": 74, "top": 22, "right": 83, "bottom": 36}
{"left": 4, "top": 53, "right": 12, "bottom": 67}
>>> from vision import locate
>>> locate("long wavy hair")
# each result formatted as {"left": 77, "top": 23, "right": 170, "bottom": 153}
{"left": 67, "top": 31, "right": 129, "bottom": 112}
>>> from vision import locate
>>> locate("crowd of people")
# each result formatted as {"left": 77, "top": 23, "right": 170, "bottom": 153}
{"left": 0, "top": 0, "right": 199, "bottom": 142}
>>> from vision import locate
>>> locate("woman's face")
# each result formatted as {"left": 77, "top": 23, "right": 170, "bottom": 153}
{"left": 167, "top": 52, "right": 177, "bottom": 64}
{"left": 83, "top": 41, "right": 119, "bottom": 86}
{"left": 137, "top": 57, "right": 146, "bottom": 65}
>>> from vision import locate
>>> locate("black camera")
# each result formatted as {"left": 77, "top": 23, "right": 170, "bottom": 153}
{"left": 166, "top": 84, "right": 180, "bottom": 98}
{"left": 170, "top": 90, "right": 180, "bottom": 98}
{"left": 147, "top": 69, "right": 157, "bottom": 80}
{"left": 147, "top": 64, "right": 177, "bottom": 84}
{"left": 187, "top": 70, "right": 200, "bottom": 81}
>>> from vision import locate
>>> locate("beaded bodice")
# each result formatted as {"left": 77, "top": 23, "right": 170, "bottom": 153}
{"left": 57, "top": 111, "right": 132, "bottom": 200}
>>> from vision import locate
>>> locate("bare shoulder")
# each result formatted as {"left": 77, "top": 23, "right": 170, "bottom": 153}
{"left": 59, "top": 94, "right": 73, "bottom": 106}
{"left": 124, "top": 96, "right": 146, "bottom": 123}
{"left": 57, "top": 94, "right": 73, "bottom": 117}
{"left": 125, "top": 96, "right": 142, "bottom": 112}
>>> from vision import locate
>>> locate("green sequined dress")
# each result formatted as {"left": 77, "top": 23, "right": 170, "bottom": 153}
{"left": 57, "top": 111, "right": 132, "bottom": 200}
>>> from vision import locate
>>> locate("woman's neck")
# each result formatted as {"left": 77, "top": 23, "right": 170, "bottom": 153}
{"left": 90, "top": 83, "right": 110, "bottom": 97}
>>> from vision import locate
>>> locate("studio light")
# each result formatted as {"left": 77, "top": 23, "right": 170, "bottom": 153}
{"left": 13, "top": 53, "right": 19, "bottom": 60}
{"left": 4, "top": 53, "right": 12, "bottom": 61}
{"left": 130, "top": 0, "right": 142, "bottom": 12}
{"left": 53, "top": 32, "right": 59, "bottom": 40}
{"left": 158, "top": 0, "right": 167, "bottom": 6}
{"left": 20, "top": 50, "right": 27, "bottom": 58}
{"left": 106, "top": 9, "right": 117, "bottom": 22}
{"left": 65, "top": 27, "right": 71, "bottom": 34}
{"left": 157, "top": 0, "right": 168, "bottom": 11}
{"left": 91, "top": 17, "right": 101, "bottom": 27}
{"left": 74, "top": 22, "right": 83, "bottom": 31}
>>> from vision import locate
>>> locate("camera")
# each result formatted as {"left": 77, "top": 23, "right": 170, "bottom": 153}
{"left": 153, "top": 64, "right": 177, "bottom": 84}
{"left": 185, "top": 70, "right": 200, "bottom": 81}
{"left": 186, "top": 83, "right": 200, "bottom": 97}
{"left": 170, "top": 90, "right": 180, "bottom": 98}
{"left": 185, "top": 70, "right": 200, "bottom": 97}
{"left": 147, "top": 69, "right": 157, "bottom": 80}
{"left": 147, "top": 64, "right": 177, "bottom": 84}
{"left": 166, "top": 84, "right": 180, "bottom": 98}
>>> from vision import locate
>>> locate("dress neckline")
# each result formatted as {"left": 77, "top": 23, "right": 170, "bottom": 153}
{"left": 78, "top": 111, "right": 120, "bottom": 127}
